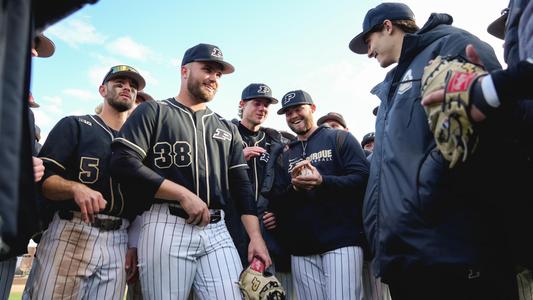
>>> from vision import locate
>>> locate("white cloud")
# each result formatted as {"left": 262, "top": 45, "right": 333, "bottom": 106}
{"left": 106, "top": 36, "right": 153, "bottom": 61}
{"left": 62, "top": 88, "right": 99, "bottom": 102}
{"left": 47, "top": 17, "right": 106, "bottom": 48}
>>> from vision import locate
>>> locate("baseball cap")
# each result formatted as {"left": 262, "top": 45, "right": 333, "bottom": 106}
{"left": 181, "top": 43, "right": 235, "bottom": 74}
{"left": 137, "top": 91, "right": 154, "bottom": 103}
{"left": 102, "top": 65, "right": 146, "bottom": 90}
{"left": 361, "top": 132, "right": 375, "bottom": 147}
{"left": 241, "top": 83, "right": 278, "bottom": 104}
{"left": 277, "top": 90, "right": 314, "bottom": 115}
{"left": 33, "top": 33, "right": 55, "bottom": 58}
{"left": 373, "top": 106, "right": 379, "bottom": 116}
{"left": 487, "top": 8, "right": 508, "bottom": 40}
{"left": 317, "top": 112, "right": 347, "bottom": 128}
{"left": 349, "top": 2, "right": 415, "bottom": 54}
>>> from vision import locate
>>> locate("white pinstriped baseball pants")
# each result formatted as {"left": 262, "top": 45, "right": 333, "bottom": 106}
{"left": 22, "top": 212, "right": 129, "bottom": 300}
{"left": 0, "top": 257, "right": 16, "bottom": 300}
{"left": 292, "top": 246, "right": 364, "bottom": 300}
{"left": 138, "top": 203, "right": 242, "bottom": 300}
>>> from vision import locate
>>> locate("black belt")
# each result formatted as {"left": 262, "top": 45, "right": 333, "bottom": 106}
{"left": 58, "top": 210, "right": 123, "bottom": 231}
{"left": 168, "top": 206, "right": 222, "bottom": 224}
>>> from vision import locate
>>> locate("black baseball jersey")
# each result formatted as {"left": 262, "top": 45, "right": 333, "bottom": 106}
{"left": 39, "top": 115, "right": 129, "bottom": 218}
{"left": 112, "top": 98, "right": 255, "bottom": 213}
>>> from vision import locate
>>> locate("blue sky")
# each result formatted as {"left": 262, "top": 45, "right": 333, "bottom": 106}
{"left": 31, "top": 0, "right": 507, "bottom": 142}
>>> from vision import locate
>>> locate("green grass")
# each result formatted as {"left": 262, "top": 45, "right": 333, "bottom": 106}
{"left": 8, "top": 292, "right": 21, "bottom": 300}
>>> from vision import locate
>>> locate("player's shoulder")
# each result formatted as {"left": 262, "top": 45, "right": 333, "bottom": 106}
{"left": 55, "top": 114, "right": 95, "bottom": 128}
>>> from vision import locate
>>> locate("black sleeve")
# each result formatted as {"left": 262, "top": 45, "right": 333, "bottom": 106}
{"left": 321, "top": 132, "right": 370, "bottom": 191}
{"left": 491, "top": 59, "right": 533, "bottom": 102}
{"left": 229, "top": 167, "right": 257, "bottom": 216}
{"left": 113, "top": 101, "right": 157, "bottom": 159}
{"left": 38, "top": 116, "right": 78, "bottom": 182}
{"left": 110, "top": 145, "right": 165, "bottom": 198}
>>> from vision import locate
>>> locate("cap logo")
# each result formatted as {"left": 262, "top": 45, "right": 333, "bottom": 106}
{"left": 257, "top": 85, "right": 270, "bottom": 94}
{"left": 283, "top": 92, "right": 296, "bottom": 105}
{"left": 211, "top": 47, "right": 223, "bottom": 58}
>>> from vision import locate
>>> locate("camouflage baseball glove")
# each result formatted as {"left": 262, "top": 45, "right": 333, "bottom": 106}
{"left": 238, "top": 263, "right": 286, "bottom": 300}
{"left": 421, "top": 55, "right": 487, "bottom": 168}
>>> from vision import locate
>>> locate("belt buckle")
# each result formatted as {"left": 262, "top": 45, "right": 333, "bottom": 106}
{"left": 92, "top": 218, "right": 122, "bottom": 231}
{"left": 209, "top": 210, "right": 222, "bottom": 224}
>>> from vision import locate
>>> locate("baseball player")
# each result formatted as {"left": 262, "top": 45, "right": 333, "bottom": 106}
{"left": 0, "top": 32, "right": 50, "bottom": 300}
{"left": 349, "top": 2, "right": 514, "bottom": 299}
{"left": 268, "top": 90, "right": 369, "bottom": 300}
{"left": 110, "top": 43, "right": 271, "bottom": 300}
{"left": 23, "top": 65, "right": 146, "bottom": 299}
{"left": 225, "top": 83, "right": 296, "bottom": 298}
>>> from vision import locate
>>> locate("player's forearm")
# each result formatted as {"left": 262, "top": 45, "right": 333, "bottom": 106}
{"left": 42, "top": 175, "right": 85, "bottom": 201}
{"left": 241, "top": 214, "right": 263, "bottom": 241}
{"left": 155, "top": 179, "right": 192, "bottom": 204}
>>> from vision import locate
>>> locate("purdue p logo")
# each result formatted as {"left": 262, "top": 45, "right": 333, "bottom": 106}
{"left": 257, "top": 85, "right": 270, "bottom": 94}
{"left": 213, "top": 128, "right": 232, "bottom": 141}
{"left": 211, "top": 47, "right": 223, "bottom": 58}
{"left": 283, "top": 92, "right": 296, "bottom": 105}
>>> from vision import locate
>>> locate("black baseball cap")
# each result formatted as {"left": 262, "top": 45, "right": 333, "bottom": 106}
{"left": 487, "top": 8, "right": 508, "bottom": 40}
{"left": 349, "top": 2, "right": 415, "bottom": 54}
{"left": 317, "top": 112, "right": 347, "bottom": 128}
{"left": 361, "top": 132, "right": 375, "bottom": 147}
{"left": 181, "top": 43, "right": 235, "bottom": 74}
{"left": 277, "top": 90, "right": 314, "bottom": 115}
{"left": 102, "top": 65, "right": 146, "bottom": 90}
{"left": 241, "top": 83, "right": 278, "bottom": 104}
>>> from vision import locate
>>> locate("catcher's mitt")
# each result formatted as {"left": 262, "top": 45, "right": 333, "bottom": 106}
{"left": 420, "top": 55, "right": 487, "bottom": 168}
{"left": 238, "top": 259, "right": 286, "bottom": 300}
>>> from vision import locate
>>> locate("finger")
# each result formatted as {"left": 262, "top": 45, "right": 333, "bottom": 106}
{"left": 97, "top": 196, "right": 107, "bottom": 211}
{"left": 200, "top": 209, "right": 210, "bottom": 227}
{"left": 466, "top": 44, "right": 482, "bottom": 66}
{"left": 421, "top": 89, "right": 445, "bottom": 106}
{"left": 187, "top": 212, "right": 200, "bottom": 225}
{"left": 84, "top": 200, "right": 95, "bottom": 223}
{"left": 79, "top": 203, "right": 89, "bottom": 223}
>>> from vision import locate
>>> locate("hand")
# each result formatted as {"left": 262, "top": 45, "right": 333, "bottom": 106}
{"left": 248, "top": 237, "right": 272, "bottom": 269}
{"left": 32, "top": 156, "right": 44, "bottom": 182}
{"left": 72, "top": 184, "right": 107, "bottom": 223}
{"left": 178, "top": 188, "right": 209, "bottom": 226}
{"left": 243, "top": 146, "right": 266, "bottom": 161}
{"left": 290, "top": 160, "right": 312, "bottom": 178}
{"left": 125, "top": 247, "right": 138, "bottom": 284}
{"left": 262, "top": 211, "right": 277, "bottom": 230}
{"left": 291, "top": 163, "right": 323, "bottom": 191}
{"left": 421, "top": 44, "right": 487, "bottom": 122}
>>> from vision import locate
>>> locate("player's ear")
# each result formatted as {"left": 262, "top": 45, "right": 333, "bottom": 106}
{"left": 310, "top": 104, "right": 317, "bottom": 113}
{"left": 384, "top": 20, "right": 393, "bottom": 34}
{"left": 98, "top": 84, "right": 107, "bottom": 97}
{"left": 239, "top": 100, "right": 245, "bottom": 109}
{"left": 181, "top": 65, "right": 189, "bottom": 80}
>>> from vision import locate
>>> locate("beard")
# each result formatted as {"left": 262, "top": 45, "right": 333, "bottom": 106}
{"left": 106, "top": 89, "right": 133, "bottom": 112}
{"left": 288, "top": 120, "right": 311, "bottom": 136}
{"left": 187, "top": 74, "right": 217, "bottom": 103}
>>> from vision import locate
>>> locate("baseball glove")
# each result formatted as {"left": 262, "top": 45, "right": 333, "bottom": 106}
{"left": 420, "top": 55, "right": 487, "bottom": 168}
{"left": 238, "top": 264, "right": 286, "bottom": 300}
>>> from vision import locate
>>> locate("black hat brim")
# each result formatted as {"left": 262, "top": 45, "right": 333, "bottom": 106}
{"left": 34, "top": 34, "right": 55, "bottom": 58}
{"left": 317, "top": 115, "right": 346, "bottom": 128}
{"left": 243, "top": 96, "right": 279, "bottom": 104}
{"left": 194, "top": 59, "right": 235, "bottom": 74}
{"left": 105, "top": 71, "right": 146, "bottom": 90}
{"left": 349, "top": 31, "right": 368, "bottom": 54}
{"left": 487, "top": 13, "right": 507, "bottom": 40}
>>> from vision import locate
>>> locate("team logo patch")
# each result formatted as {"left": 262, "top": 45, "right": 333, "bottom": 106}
{"left": 447, "top": 72, "right": 477, "bottom": 93}
{"left": 287, "top": 157, "right": 304, "bottom": 173}
{"left": 211, "top": 47, "right": 223, "bottom": 58}
{"left": 212, "top": 128, "right": 232, "bottom": 141}
{"left": 283, "top": 92, "right": 296, "bottom": 105}
{"left": 397, "top": 69, "right": 413, "bottom": 95}
{"left": 257, "top": 85, "right": 270, "bottom": 94}
{"left": 78, "top": 118, "right": 92, "bottom": 126}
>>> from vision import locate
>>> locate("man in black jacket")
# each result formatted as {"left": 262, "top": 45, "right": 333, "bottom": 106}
{"left": 269, "top": 90, "right": 369, "bottom": 300}
{"left": 349, "top": 2, "right": 516, "bottom": 299}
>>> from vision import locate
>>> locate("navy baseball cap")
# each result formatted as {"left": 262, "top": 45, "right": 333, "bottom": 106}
{"left": 181, "top": 43, "right": 235, "bottom": 74}
{"left": 349, "top": 2, "right": 415, "bottom": 54}
{"left": 361, "top": 132, "right": 375, "bottom": 147}
{"left": 317, "top": 112, "right": 347, "bottom": 128}
{"left": 241, "top": 83, "right": 278, "bottom": 104}
{"left": 277, "top": 90, "right": 314, "bottom": 115}
{"left": 102, "top": 65, "right": 146, "bottom": 90}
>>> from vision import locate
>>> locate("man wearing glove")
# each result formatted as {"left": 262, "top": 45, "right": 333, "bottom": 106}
{"left": 349, "top": 2, "right": 516, "bottom": 299}
{"left": 268, "top": 90, "right": 369, "bottom": 300}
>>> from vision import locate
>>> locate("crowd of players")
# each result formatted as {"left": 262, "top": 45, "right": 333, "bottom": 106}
{"left": 0, "top": 1, "right": 532, "bottom": 300}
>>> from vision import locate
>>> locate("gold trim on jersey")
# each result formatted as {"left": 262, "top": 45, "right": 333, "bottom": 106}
{"left": 40, "top": 157, "right": 66, "bottom": 170}
{"left": 114, "top": 137, "right": 147, "bottom": 158}
{"left": 109, "top": 177, "right": 115, "bottom": 213}
{"left": 117, "top": 182, "right": 125, "bottom": 216}
{"left": 229, "top": 163, "right": 248, "bottom": 170}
